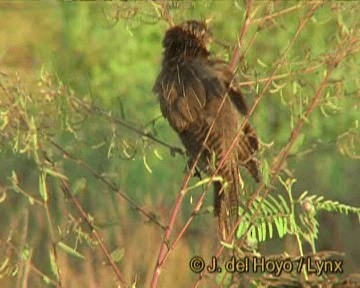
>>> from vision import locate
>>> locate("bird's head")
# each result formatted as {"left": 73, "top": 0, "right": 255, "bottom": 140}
{"left": 163, "top": 20, "right": 211, "bottom": 59}
{"left": 178, "top": 20, "right": 211, "bottom": 46}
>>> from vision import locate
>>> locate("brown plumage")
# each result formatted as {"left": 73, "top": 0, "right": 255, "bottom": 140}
{"left": 153, "top": 20, "right": 260, "bottom": 240}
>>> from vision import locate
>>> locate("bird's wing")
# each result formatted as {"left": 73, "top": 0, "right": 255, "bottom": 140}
{"left": 207, "top": 60, "right": 261, "bottom": 182}
{"left": 208, "top": 59, "right": 249, "bottom": 115}
{"left": 154, "top": 60, "right": 220, "bottom": 133}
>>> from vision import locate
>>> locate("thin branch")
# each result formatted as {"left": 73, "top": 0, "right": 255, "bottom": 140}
{"left": 69, "top": 96, "right": 185, "bottom": 157}
{"left": 4, "top": 241, "right": 58, "bottom": 287}
{"left": 252, "top": 3, "right": 303, "bottom": 24}
{"left": 229, "top": 0, "right": 253, "bottom": 71}
{"left": 150, "top": 165, "right": 194, "bottom": 288}
{"left": 47, "top": 138, "right": 166, "bottom": 230}
{"left": 59, "top": 178, "right": 127, "bottom": 287}
{"left": 24, "top": 110, "right": 126, "bottom": 286}
{"left": 151, "top": 0, "right": 174, "bottom": 27}
{"left": 241, "top": 2, "right": 314, "bottom": 61}
{"left": 238, "top": 63, "right": 323, "bottom": 87}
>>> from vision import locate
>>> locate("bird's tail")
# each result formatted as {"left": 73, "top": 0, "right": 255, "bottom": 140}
{"left": 213, "top": 162, "right": 240, "bottom": 241}
{"left": 240, "top": 123, "right": 261, "bottom": 182}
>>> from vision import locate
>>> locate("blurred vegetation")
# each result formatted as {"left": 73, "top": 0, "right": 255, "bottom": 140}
{"left": 0, "top": 1, "right": 359, "bottom": 287}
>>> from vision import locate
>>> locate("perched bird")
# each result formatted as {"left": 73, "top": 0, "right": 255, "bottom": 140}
{"left": 153, "top": 20, "right": 260, "bottom": 240}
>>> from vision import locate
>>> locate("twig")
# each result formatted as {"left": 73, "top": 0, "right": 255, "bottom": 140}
{"left": 69, "top": 96, "right": 185, "bottom": 157}
{"left": 47, "top": 138, "right": 166, "bottom": 230}
{"left": 229, "top": 0, "right": 253, "bottom": 71}
{"left": 238, "top": 63, "right": 323, "bottom": 87}
{"left": 252, "top": 4, "right": 302, "bottom": 24}
{"left": 28, "top": 114, "right": 122, "bottom": 286}
{"left": 150, "top": 164, "right": 195, "bottom": 287}
{"left": 59, "top": 178, "right": 127, "bottom": 287}
{"left": 4, "top": 241, "right": 58, "bottom": 286}
{"left": 241, "top": 2, "right": 312, "bottom": 61}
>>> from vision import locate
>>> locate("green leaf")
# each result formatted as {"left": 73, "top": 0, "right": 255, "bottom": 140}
{"left": 39, "top": 171, "right": 48, "bottom": 202}
{"left": 44, "top": 168, "right": 68, "bottom": 180}
{"left": 278, "top": 194, "right": 290, "bottom": 214}
{"left": 220, "top": 241, "right": 234, "bottom": 249}
{"left": 73, "top": 177, "right": 87, "bottom": 196}
{"left": 42, "top": 275, "right": 52, "bottom": 285}
{"left": 268, "top": 194, "right": 285, "bottom": 213}
{"left": 267, "top": 221, "right": 273, "bottom": 239}
{"left": 237, "top": 219, "right": 249, "bottom": 239}
{"left": 257, "top": 223, "right": 263, "bottom": 242}
{"left": 275, "top": 217, "right": 285, "bottom": 238}
{"left": 49, "top": 252, "right": 59, "bottom": 280}
{"left": 290, "top": 133, "right": 305, "bottom": 154}
{"left": 248, "top": 226, "right": 257, "bottom": 242}
{"left": 298, "top": 190, "right": 309, "bottom": 201}
{"left": 0, "top": 257, "right": 10, "bottom": 272}
{"left": 153, "top": 149, "right": 163, "bottom": 160}
{"left": 262, "top": 160, "right": 271, "bottom": 186}
{"left": 58, "top": 241, "right": 85, "bottom": 260}
{"left": 110, "top": 247, "right": 125, "bottom": 263}
{"left": 260, "top": 220, "right": 267, "bottom": 242}
{"left": 257, "top": 58, "right": 268, "bottom": 67}
{"left": 283, "top": 217, "right": 288, "bottom": 236}
{"left": 143, "top": 155, "right": 152, "bottom": 174}
{"left": 0, "top": 189, "right": 6, "bottom": 203}
{"left": 263, "top": 197, "right": 278, "bottom": 214}
{"left": 186, "top": 176, "right": 223, "bottom": 192}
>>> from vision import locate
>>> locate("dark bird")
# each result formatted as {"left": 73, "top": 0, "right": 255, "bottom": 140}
{"left": 153, "top": 20, "right": 260, "bottom": 240}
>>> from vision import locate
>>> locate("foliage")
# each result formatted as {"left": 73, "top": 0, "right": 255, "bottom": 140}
{"left": 237, "top": 176, "right": 360, "bottom": 250}
{"left": 0, "top": 1, "right": 359, "bottom": 287}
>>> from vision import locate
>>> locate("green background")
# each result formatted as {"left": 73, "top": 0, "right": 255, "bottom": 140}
{"left": 0, "top": 1, "right": 359, "bottom": 287}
